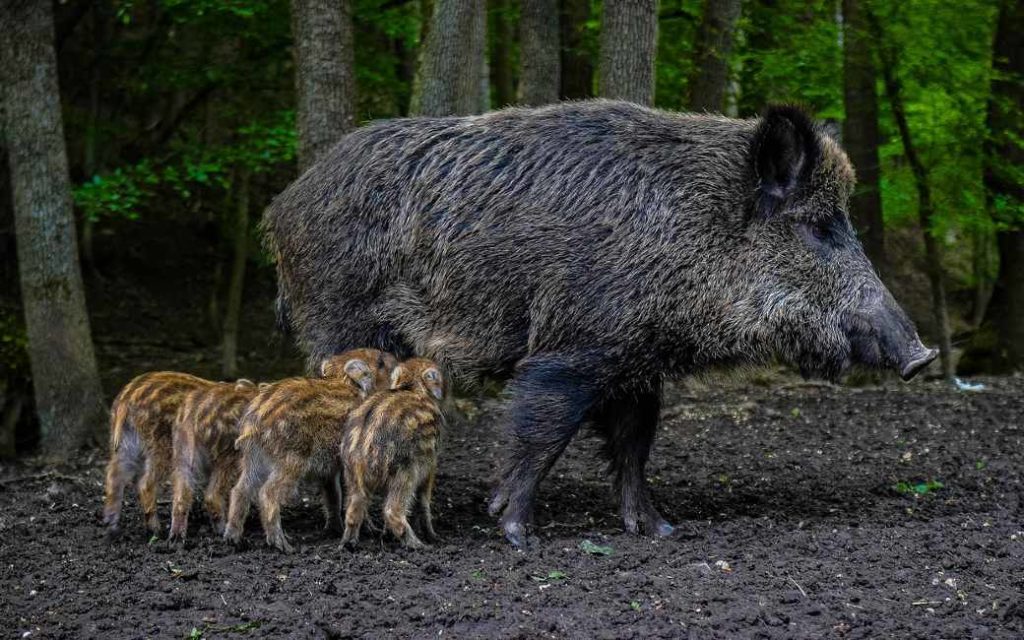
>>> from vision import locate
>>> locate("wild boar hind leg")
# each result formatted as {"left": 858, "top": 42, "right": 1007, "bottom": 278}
{"left": 488, "top": 353, "right": 602, "bottom": 550}
{"left": 592, "top": 383, "right": 674, "bottom": 538}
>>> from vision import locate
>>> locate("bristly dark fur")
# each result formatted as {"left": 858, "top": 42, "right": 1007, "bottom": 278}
{"left": 263, "top": 99, "right": 930, "bottom": 548}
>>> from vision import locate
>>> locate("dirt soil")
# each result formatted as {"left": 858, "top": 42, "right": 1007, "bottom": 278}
{"left": 2, "top": 374, "right": 1022, "bottom": 639}
{"left": 2, "top": 221, "right": 1023, "bottom": 638}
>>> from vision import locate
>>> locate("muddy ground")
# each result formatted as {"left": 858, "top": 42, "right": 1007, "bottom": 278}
{"left": 2, "top": 220, "right": 1023, "bottom": 638}
{"left": 2, "top": 374, "right": 1022, "bottom": 639}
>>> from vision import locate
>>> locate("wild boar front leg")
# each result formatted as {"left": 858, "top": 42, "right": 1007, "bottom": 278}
{"left": 417, "top": 462, "right": 438, "bottom": 543}
{"left": 138, "top": 454, "right": 169, "bottom": 535}
{"left": 488, "top": 353, "right": 600, "bottom": 550}
{"left": 592, "top": 382, "right": 674, "bottom": 538}
{"left": 320, "top": 472, "right": 344, "bottom": 534}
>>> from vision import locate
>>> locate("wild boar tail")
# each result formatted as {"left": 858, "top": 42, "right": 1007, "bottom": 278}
{"left": 234, "top": 404, "right": 258, "bottom": 449}
{"left": 108, "top": 395, "right": 132, "bottom": 453}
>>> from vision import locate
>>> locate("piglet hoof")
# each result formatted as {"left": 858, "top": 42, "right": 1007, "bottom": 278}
{"left": 167, "top": 530, "right": 186, "bottom": 544}
{"left": 340, "top": 529, "right": 359, "bottom": 550}
{"left": 222, "top": 526, "right": 245, "bottom": 549}
{"left": 104, "top": 526, "right": 123, "bottom": 543}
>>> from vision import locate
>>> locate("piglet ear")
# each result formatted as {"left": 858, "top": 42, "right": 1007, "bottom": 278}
{"left": 343, "top": 358, "right": 370, "bottom": 379}
{"left": 751, "top": 105, "right": 820, "bottom": 219}
{"left": 389, "top": 366, "right": 404, "bottom": 389}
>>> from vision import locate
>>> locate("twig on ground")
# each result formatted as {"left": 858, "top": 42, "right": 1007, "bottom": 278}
{"left": 789, "top": 576, "right": 808, "bottom": 598}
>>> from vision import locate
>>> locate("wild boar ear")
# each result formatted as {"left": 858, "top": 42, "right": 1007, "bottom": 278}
{"left": 751, "top": 105, "right": 821, "bottom": 219}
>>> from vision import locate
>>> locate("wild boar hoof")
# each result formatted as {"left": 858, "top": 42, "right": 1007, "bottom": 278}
{"left": 487, "top": 488, "right": 508, "bottom": 518}
{"left": 502, "top": 520, "right": 536, "bottom": 550}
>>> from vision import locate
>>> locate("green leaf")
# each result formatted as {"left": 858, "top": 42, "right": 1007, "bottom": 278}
{"left": 894, "top": 479, "right": 944, "bottom": 495}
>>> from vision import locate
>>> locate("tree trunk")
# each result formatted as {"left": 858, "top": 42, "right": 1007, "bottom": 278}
{"left": 841, "top": 0, "right": 886, "bottom": 273}
{"left": 598, "top": 0, "right": 658, "bottom": 105}
{"left": 977, "top": 0, "right": 1024, "bottom": 371}
{"left": 0, "top": 379, "right": 25, "bottom": 459}
{"left": 221, "top": 170, "right": 250, "bottom": 379}
{"left": 414, "top": 0, "right": 487, "bottom": 116}
{"left": 489, "top": 0, "right": 515, "bottom": 107}
{"left": 559, "top": 0, "right": 593, "bottom": 100}
{"left": 518, "top": 0, "right": 561, "bottom": 106}
{"left": 0, "top": 0, "right": 106, "bottom": 457}
{"left": 409, "top": 0, "right": 435, "bottom": 115}
{"left": 969, "top": 229, "right": 994, "bottom": 329}
{"left": 291, "top": 0, "right": 357, "bottom": 172}
{"left": 477, "top": 5, "right": 490, "bottom": 112}
{"left": 875, "top": 25, "right": 954, "bottom": 380}
{"left": 688, "top": 0, "right": 741, "bottom": 112}
{"left": 80, "top": 1, "right": 108, "bottom": 278}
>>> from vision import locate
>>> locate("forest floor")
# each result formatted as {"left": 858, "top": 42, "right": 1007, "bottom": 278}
{"left": 2, "top": 222, "right": 1023, "bottom": 639}
{"left": 2, "top": 375, "right": 1023, "bottom": 639}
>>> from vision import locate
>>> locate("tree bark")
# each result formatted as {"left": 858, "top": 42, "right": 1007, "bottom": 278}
{"left": 0, "top": 379, "right": 25, "bottom": 459}
{"left": 409, "top": 0, "right": 435, "bottom": 115}
{"left": 222, "top": 170, "right": 250, "bottom": 378}
{"left": 489, "top": 0, "right": 515, "bottom": 107}
{"left": 688, "top": 0, "right": 741, "bottom": 113}
{"left": 477, "top": 5, "right": 490, "bottom": 112}
{"left": 599, "top": 0, "right": 658, "bottom": 105}
{"left": 0, "top": 0, "right": 106, "bottom": 457}
{"left": 841, "top": 0, "right": 886, "bottom": 273}
{"left": 518, "top": 0, "right": 561, "bottom": 106}
{"left": 874, "top": 21, "right": 954, "bottom": 380}
{"left": 414, "top": 0, "right": 487, "bottom": 116}
{"left": 977, "top": 0, "right": 1024, "bottom": 371}
{"left": 291, "top": 0, "right": 357, "bottom": 172}
{"left": 80, "top": 2, "right": 107, "bottom": 278}
{"left": 559, "top": 0, "right": 593, "bottom": 100}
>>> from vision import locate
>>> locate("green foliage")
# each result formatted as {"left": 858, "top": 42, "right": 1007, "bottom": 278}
{"left": 894, "top": 479, "right": 944, "bottom": 495}
{"left": 73, "top": 112, "right": 296, "bottom": 223}
{"left": 736, "top": 0, "right": 843, "bottom": 118}
{"left": 655, "top": 0, "right": 703, "bottom": 111}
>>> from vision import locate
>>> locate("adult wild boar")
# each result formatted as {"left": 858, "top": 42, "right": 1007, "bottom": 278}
{"left": 264, "top": 100, "right": 937, "bottom": 548}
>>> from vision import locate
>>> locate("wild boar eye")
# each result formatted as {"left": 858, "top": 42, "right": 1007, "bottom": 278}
{"left": 799, "top": 219, "right": 832, "bottom": 246}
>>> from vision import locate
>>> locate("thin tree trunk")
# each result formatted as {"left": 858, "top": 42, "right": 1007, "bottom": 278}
{"left": 977, "top": 0, "right": 1024, "bottom": 371}
{"left": 0, "top": 380, "right": 24, "bottom": 459}
{"left": 688, "top": 0, "right": 741, "bottom": 112}
{"left": 489, "top": 0, "right": 515, "bottom": 107}
{"left": 874, "top": 21, "right": 954, "bottom": 380}
{"left": 409, "top": 0, "right": 435, "bottom": 115}
{"left": 970, "top": 229, "right": 994, "bottom": 329}
{"left": 559, "top": 0, "right": 593, "bottom": 100}
{"left": 0, "top": 0, "right": 106, "bottom": 457}
{"left": 518, "top": 0, "right": 561, "bottom": 106}
{"left": 598, "top": 0, "right": 658, "bottom": 105}
{"left": 415, "top": 0, "right": 487, "bottom": 116}
{"left": 221, "top": 170, "right": 250, "bottom": 379}
{"left": 291, "top": 0, "right": 357, "bottom": 172}
{"left": 80, "top": 1, "right": 108, "bottom": 278}
{"left": 478, "top": 5, "right": 490, "bottom": 112}
{"left": 841, "top": 0, "right": 886, "bottom": 272}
